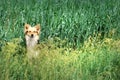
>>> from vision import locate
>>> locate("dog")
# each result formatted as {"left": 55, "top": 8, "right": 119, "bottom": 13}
{"left": 24, "top": 23, "right": 41, "bottom": 58}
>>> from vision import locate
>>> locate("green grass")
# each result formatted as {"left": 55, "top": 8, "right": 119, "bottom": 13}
{"left": 0, "top": 0, "right": 120, "bottom": 80}
{"left": 0, "top": 38, "right": 120, "bottom": 80}
{"left": 0, "top": 0, "right": 120, "bottom": 47}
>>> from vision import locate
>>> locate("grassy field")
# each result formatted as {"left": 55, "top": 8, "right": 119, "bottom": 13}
{"left": 0, "top": 0, "right": 120, "bottom": 80}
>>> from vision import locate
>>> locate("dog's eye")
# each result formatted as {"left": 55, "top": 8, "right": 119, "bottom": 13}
{"left": 25, "top": 31, "right": 28, "bottom": 34}
{"left": 33, "top": 31, "right": 37, "bottom": 33}
{"left": 28, "top": 31, "right": 31, "bottom": 33}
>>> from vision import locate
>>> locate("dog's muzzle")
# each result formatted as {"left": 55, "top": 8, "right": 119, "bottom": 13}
{"left": 31, "top": 34, "right": 34, "bottom": 38}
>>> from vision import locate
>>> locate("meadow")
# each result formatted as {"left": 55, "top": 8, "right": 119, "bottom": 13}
{"left": 0, "top": 0, "right": 120, "bottom": 80}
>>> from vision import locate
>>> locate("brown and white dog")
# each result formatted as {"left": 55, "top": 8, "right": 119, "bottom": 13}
{"left": 24, "top": 23, "right": 41, "bottom": 58}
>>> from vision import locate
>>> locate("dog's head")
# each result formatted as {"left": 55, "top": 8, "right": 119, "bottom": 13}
{"left": 24, "top": 23, "right": 40, "bottom": 38}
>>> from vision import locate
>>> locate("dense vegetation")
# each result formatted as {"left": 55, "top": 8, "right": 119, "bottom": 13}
{"left": 0, "top": 0, "right": 120, "bottom": 80}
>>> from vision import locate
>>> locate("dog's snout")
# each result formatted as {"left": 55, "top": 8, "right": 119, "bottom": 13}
{"left": 31, "top": 34, "right": 34, "bottom": 37}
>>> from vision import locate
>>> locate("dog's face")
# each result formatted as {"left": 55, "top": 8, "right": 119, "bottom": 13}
{"left": 24, "top": 23, "right": 40, "bottom": 38}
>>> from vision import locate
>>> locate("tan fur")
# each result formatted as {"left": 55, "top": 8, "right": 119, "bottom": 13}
{"left": 24, "top": 23, "right": 41, "bottom": 58}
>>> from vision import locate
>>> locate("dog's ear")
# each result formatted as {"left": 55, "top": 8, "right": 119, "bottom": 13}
{"left": 24, "top": 23, "right": 30, "bottom": 33}
{"left": 24, "top": 23, "right": 30, "bottom": 29}
{"left": 35, "top": 24, "right": 41, "bottom": 34}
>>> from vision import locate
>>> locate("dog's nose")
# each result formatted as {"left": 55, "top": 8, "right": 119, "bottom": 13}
{"left": 31, "top": 34, "right": 34, "bottom": 37}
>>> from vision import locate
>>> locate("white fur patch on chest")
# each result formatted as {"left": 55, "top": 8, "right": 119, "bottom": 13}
{"left": 25, "top": 35, "right": 39, "bottom": 48}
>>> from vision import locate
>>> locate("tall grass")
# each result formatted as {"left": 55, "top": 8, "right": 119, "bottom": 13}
{"left": 0, "top": 0, "right": 120, "bottom": 47}
{"left": 0, "top": 0, "right": 120, "bottom": 80}
{"left": 0, "top": 38, "right": 120, "bottom": 80}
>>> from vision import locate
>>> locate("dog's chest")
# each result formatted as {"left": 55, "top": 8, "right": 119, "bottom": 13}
{"left": 26, "top": 36, "right": 38, "bottom": 48}
{"left": 28, "top": 38, "right": 37, "bottom": 47}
